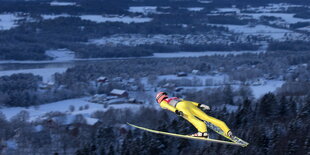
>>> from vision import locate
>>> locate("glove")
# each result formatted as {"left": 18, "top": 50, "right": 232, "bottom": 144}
{"left": 175, "top": 110, "right": 184, "bottom": 117}
{"left": 199, "top": 104, "right": 210, "bottom": 111}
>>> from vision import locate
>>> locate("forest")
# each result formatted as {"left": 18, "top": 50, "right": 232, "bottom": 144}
{"left": 0, "top": 91, "right": 309, "bottom": 154}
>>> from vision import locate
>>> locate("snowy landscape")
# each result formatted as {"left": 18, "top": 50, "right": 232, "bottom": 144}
{"left": 0, "top": 97, "right": 144, "bottom": 124}
{"left": 0, "top": 13, "right": 21, "bottom": 30}
{"left": 0, "top": 0, "right": 309, "bottom": 154}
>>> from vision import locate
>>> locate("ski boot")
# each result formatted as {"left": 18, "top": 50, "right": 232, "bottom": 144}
{"left": 226, "top": 130, "right": 247, "bottom": 146}
{"left": 227, "top": 130, "right": 235, "bottom": 139}
{"left": 189, "top": 132, "right": 209, "bottom": 138}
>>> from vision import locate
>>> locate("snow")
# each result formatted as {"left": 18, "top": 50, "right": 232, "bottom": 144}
{"left": 35, "top": 125, "right": 43, "bottom": 132}
{"left": 80, "top": 15, "right": 152, "bottom": 23}
{"left": 216, "top": 8, "right": 241, "bottom": 13}
{"left": 0, "top": 13, "right": 21, "bottom": 30}
{"left": 41, "top": 14, "right": 152, "bottom": 23}
{"left": 244, "top": 3, "right": 306, "bottom": 13}
{"left": 5, "top": 140, "right": 17, "bottom": 149}
{"left": 152, "top": 50, "right": 265, "bottom": 58}
{"left": 222, "top": 24, "right": 301, "bottom": 40}
{"left": 243, "top": 13, "right": 310, "bottom": 24}
{"left": 0, "top": 97, "right": 144, "bottom": 125}
{"left": 198, "top": 0, "right": 212, "bottom": 4}
{"left": 250, "top": 80, "right": 284, "bottom": 98}
{"left": 0, "top": 68, "right": 67, "bottom": 82}
{"left": 110, "top": 89, "right": 127, "bottom": 95}
{"left": 50, "top": 1, "right": 77, "bottom": 6}
{"left": 297, "top": 26, "right": 310, "bottom": 32}
{"left": 84, "top": 117, "right": 99, "bottom": 125}
{"left": 41, "top": 14, "right": 71, "bottom": 20}
{"left": 45, "top": 49, "right": 75, "bottom": 61}
{"left": 187, "top": 7, "right": 204, "bottom": 12}
{"left": 128, "top": 6, "right": 159, "bottom": 15}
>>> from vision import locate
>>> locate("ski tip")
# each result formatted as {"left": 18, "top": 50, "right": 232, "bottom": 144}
{"left": 127, "top": 122, "right": 136, "bottom": 127}
{"left": 240, "top": 143, "right": 249, "bottom": 147}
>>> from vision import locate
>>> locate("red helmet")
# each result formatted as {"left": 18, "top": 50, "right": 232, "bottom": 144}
{"left": 156, "top": 92, "right": 168, "bottom": 103}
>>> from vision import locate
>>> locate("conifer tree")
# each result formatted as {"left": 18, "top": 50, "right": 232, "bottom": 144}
{"left": 259, "top": 93, "right": 278, "bottom": 120}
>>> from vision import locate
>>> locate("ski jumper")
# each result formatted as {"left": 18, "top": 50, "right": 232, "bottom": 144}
{"left": 159, "top": 97, "right": 230, "bottom": 134}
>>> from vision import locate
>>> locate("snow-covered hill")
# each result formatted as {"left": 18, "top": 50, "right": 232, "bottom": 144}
{"left": 0, "top": 97, "right": 146, "bottom": 125}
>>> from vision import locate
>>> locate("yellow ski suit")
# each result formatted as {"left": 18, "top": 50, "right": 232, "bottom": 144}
{"left": 159, "top": 98, "right": 230, "bottom": 135}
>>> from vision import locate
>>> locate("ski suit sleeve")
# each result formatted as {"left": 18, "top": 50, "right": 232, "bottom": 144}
{"left": 160, "top": 100, "right": 177, "bottom": 113}
{"left": 190, "top": 101, "right": 200, "bottom": 107}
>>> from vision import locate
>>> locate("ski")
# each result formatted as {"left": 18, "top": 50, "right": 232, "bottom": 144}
{"left": 203, "top": 120, "right": 249, "bottom": 147}
{"left": 127, "top": 123, "right": 245, "bottom": 147}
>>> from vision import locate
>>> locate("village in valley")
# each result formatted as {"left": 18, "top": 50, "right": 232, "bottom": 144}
{"left": 0, "top": 0, "right": 309, "bottom": 154}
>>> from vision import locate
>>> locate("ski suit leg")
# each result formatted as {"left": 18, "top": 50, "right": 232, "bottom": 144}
{"left": 191, "top": 105, "right": 231, "bottom": 135}
{"left": 176, "top": 101, "right": 207, "bottom": 133}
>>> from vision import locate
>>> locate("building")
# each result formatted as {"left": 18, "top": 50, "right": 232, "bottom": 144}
{"left": 39, "top": 82, "right": 54, "bottom": 90}
{"left": 97, "top": 76, "right": 107, "bottom": 83}
{"left": 110, "top": 89, "right": 128, "bottom": 97}
{"left": 177, "top": 72, "right": 187, "bottom": 77}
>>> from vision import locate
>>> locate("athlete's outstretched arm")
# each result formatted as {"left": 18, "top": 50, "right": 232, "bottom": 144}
{"left": 160, "top": 101, "right": 177, "bottom": 113}
{"left": 190, "top": 101, "right": 210, "bottom": 110}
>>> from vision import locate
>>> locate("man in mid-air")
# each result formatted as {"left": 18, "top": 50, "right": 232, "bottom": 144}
{"left": 156, "top": 92, "right": 234, "bottom": 138}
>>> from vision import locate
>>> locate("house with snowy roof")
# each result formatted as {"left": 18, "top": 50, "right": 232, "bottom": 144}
{"left": 97, "top": 76, "right": 107, "bottom": 83}
{"left": 177, "top": 72, "right": 187, "bottom": 77}
{"left": 110, "top": 89, "right": 128, "bottom": 97}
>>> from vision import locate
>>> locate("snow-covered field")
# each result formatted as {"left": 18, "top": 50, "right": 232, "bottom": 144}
{"left": 198, "top": 0, "right": 212, "bottom": 4}
{"left": 0, "top": 13, "right": 21, "bottom": 30}
{"left": 41, "top": 14, "right": 152, "bottom": 23}
{"left": 250, "top": 80, "right": 284, "bottom": 98}
{"left": 45, "top": 49, "right": 75, "bottom": 61}
{"left": 41, "top": 14, "right": 70, "bottom": 20}
{"left": 214, "top": 8, "right": 241, "bottom": 14}
{"left": 297, "top": 26, "right": 310, "bottom": 32}
{"left": 128, "top": 6, "right": 159, "bottom": 15}
{"left": 243, "top": 13, "right": 310, "bottom": 24}
{"left": 50, "top": 1, "right": 77, "bottom": 6}
{"left": 0, "top": 68, "right": 67, "bottom": 82}
{"left": 243, "top": 3, "right": 306, "bottom": 13}
{"left": 80, "top": 15, "right": 152, "bottom": 23}
{"left": 221, "top": 24, "right": 304, "bottom": 40}
{"left": 187, "top": 7, "right": 204, "bottom": 12}
{"left": 0, "top": 97, "right": 145, "bottom": 125}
